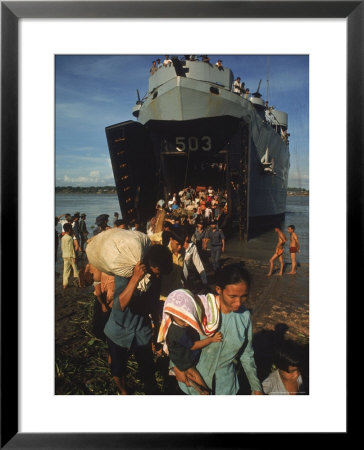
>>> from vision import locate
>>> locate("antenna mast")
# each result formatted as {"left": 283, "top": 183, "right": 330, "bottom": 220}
{"left": 266, "top": 56, "right": 270, "bottom": 104}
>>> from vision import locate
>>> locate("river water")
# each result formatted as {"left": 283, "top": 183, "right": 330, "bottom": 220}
{"left": 226, "top": 194, "right": 309, "bottom": 263}
{"left": 55, "top": 193, "right": 309, "bottom": 264}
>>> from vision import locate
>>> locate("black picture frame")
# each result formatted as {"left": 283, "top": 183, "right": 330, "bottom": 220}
{"left": 1, "top": 1, "right": 359, "bottom": 448}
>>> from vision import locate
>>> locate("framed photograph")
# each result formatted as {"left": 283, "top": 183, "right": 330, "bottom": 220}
{"left": 2, "top": 0, "right": 359, "bottom": 447}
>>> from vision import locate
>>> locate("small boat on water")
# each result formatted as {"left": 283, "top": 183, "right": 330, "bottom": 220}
{"left": 105, "top": 56, "right": 290, "bottom": 240}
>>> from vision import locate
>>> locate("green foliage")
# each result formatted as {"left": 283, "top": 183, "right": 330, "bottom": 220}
{"left": 55, "top": 293, "right": 174, "bottom": 395}
{"left": 55, "top": 186, "right": 117, "bottom": 194}
{"left": 287, "top": 187, "right": 309, "bottom": 194}
{"left": 55, "top": 294, "right": 118, "bottom": 395}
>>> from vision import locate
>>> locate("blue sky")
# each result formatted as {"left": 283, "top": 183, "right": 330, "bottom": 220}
{"left": 56, "top": 55, "right": 309, "bottom": 188}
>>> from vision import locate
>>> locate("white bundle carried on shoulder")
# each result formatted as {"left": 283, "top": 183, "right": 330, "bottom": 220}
{"left": 86, "top": 228, "right": 152, "bottom": 292}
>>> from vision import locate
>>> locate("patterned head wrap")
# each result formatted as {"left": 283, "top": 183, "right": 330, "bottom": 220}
{"left": 157, "top": 289, "right": 220, "bottom": 353}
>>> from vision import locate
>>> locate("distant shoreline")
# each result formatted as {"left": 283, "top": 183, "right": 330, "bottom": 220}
{"left": 287, "top": 191, "right": 309, "bottom": 196}
{"left": 56, "top": 187, "right": 309, "bottom": 196}
{"left": 56, "top": 191, "right": 118, "bottom": 195}
{"left": 55, "top": 187, "right": 117, "bottom": 194}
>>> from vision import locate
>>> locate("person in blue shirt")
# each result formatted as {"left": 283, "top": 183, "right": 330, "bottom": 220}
{"left": 203, "top": 221, "right": 225, "bottom": 271}
{"left": 170, "top": 200, "right": 179, "bottom": 212}
{"left": 172, "top": 263, "right": 263, "bottom": 395}
{"left": 104, "top": 244, "right": 172, "bottom": 395}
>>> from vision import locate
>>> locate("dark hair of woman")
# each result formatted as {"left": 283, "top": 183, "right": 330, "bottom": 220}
{"left": 215, "top": 263, "right": 251, "bottom": 291}
{"left": 143, "top": 244, "right": 173, "bottom": 275}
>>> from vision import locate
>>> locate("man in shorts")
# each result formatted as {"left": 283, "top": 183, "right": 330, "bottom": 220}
{"left": 287, "top": 225, "right": 300, "bottom": 274}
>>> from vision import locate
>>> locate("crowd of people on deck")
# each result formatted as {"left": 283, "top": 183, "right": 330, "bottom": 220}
{"left": 149, "top": 55, "right": 225, "bottom": 77}
{"left": 149, "top": 55, "right": 250, "bottom": 96}
{"left": 55, "top": 184, "right": 304, "bottom": 396}
{"left": 148, "top": 55, "right": 290, "bottom": 145}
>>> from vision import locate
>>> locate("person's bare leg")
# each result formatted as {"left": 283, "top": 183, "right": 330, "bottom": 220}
{"left": 292, "top": 253, "right": 297, "bottom": 273}
{"left": 278, "top": 255, "right": 284, "bottom": 276}
{"left": 267, "top": 254, "right": 277, "bottom": 276}
{"left": 113, "top": 375, "right": 128, "bottom": 395}
{"left": 185, "top": 367, "right": 210, "bottom": 394}
{"left": 288, "top": 253, "right": 297, "bottom": 274}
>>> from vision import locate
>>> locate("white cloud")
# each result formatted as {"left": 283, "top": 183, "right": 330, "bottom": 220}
{"left": 63, "top": 175, "right": 90, "bottom": 183}
{"left": 288, "top": 171, "right": 309, "bottom": 189}
{"left": 63, "top": 171, "right": 100, "bottom": 183}
{"left": 59, "top": 171, "right": 115, "bottom": 186}
{"left": 56, "top": 154, "right": 109, "bottom": 165}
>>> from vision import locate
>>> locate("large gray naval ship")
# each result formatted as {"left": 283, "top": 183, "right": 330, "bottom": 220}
{"left": 105, "top": 56, "right": 290, "bottom": 240}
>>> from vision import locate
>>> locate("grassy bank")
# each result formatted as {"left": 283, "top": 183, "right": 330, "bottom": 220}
{"left": 55, "top": 254, "right": 309, "bottom": 395}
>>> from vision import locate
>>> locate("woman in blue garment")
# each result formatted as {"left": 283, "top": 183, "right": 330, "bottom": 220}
{"left": 172, "top": 263, "right": 263, "bottom": 395}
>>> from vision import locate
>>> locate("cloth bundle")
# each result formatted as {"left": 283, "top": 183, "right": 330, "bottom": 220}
{"left": 85, "top": 228, "right": 151, "bottom": 292}
{"left": 157, "top": 289, "right": 220, "bottom": 354}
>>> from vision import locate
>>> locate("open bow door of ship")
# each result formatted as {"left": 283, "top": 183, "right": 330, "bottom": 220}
{"left": 227, "top": 120, "right": 250, "bottom": 241}
{"left": 105, "top": 121, "right": 158, "bottom": 225}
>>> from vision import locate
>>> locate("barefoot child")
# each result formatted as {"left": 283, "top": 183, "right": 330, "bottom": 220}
{"left": 158, "top": 289, "right": 222, "bottom": 394}
{"left": 267, "top": 227, "right": 287, "bottom": 276}
{"left": 287, "top": 225, "right": 300, "bottom": 274}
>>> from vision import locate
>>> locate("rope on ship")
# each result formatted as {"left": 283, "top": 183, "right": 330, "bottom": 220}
{"left": 289, "top": 100, "right": 304, "bottom": 189}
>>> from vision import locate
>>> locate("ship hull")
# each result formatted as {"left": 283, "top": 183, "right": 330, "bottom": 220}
{"left": 144, "top": 116, "right": 288, "bottom": 220}
{"left": 106, "top": 70, "right": 290, "bottom": 239}
{"left": 139, "top": 75, "right": 289, "bottom": 214}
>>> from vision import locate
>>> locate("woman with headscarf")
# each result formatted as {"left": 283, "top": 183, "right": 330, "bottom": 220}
{"left": 163, "top": 264, "right": 263, "bottom": 395}
{"left": 158, "top": 289, "right": 221, "bottom": 394}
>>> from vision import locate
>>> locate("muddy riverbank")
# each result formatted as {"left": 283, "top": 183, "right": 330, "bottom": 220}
{"left": 55, "top": 245, "right": 309, "bottom": 395}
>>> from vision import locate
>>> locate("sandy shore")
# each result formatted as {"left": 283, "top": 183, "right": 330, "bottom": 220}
{"left": 55, "top": 246, "right": 309, "bottom": 395}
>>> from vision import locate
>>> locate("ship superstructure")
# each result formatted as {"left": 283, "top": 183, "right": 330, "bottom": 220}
{"left": 106, "top": 56, "right": 290, "bottom": 239}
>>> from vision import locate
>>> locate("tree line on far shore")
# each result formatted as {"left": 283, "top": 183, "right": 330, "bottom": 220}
{"left": 287, "top": 187, "right": 309, "bottom": 195}
{"left": 56, "top": 186, "right": 309, "bottom": 195}
{"left": 55, "top": 186, "right": 117, "bottom": 194}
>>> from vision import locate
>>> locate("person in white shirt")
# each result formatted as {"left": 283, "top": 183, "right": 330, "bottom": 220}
{"left": 146, "top": 216, "right": 157, "bottom": 236}
{"left": 183, "top": 233, "right": 208, "bottom": 287}
{"left": 57, "top": 213, "right": 71, "bottom": 234}
{"left": 215, "top": 59, "right": 223, "bottom": 70}
{"left": 163, "top": 55, "right": 172, "bottom": 67}
{"left": 204, "top": 205, "right": 213, "bottom": 223}
{"left": 168, "top": 193, "right": 178, "bottom": 209}
{"left": 233, "top": 77, "right": 245, "bottom": 95}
